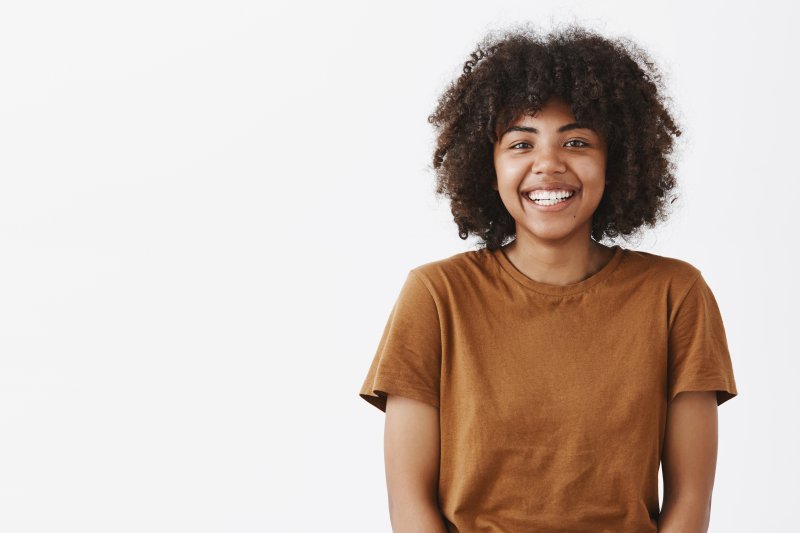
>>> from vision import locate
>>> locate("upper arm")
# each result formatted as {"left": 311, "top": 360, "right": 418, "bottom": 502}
{"left": 661, "top": 390, "right": 718, "bottom": 504}
{"left": 384, "top": 394, "right": 441, "bottom": 512}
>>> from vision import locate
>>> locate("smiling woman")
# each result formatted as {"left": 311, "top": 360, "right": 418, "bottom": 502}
{"left": 358, "top": 22, "right": 738, "bottom": 533}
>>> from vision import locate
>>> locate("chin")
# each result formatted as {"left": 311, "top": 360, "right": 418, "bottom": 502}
{"left": 519, "top": 223, "right": 592, "bottom": 243}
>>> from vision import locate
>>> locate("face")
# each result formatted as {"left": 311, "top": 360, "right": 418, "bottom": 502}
{"left": 492, "top": 96, "right": 607, "bottom": 246}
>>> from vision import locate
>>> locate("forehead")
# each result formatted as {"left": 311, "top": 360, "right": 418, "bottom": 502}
{"left": 495, "top": 96, "right": 587, "bottom": 138}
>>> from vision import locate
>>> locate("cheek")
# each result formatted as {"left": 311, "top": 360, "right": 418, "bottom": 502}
{"left": 495, "top": 158, "right": 526, "bottom": 181}
{"left": 578, "top": 160, "right": 606, "bottom": 186}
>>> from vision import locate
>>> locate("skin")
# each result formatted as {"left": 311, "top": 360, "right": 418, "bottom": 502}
{"left": 658, "top": 391, "right": 718, "bottom": 532}
{"left": 384, "top": 395, "right": 448, "bottom": 532}
{"left": 492, "top": 95, "right": 615, "bottom": 285}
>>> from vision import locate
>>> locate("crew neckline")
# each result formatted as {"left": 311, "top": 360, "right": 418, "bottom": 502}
{"left": 491, "top": 244, "right": 626, "bottom": 296}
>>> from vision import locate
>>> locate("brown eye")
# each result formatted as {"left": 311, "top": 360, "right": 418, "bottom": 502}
{"left": 511, "top": 142, "right": 532, "bottom": 149}
{"left": 565, "top": 139, "right": 588, "bottom": 148}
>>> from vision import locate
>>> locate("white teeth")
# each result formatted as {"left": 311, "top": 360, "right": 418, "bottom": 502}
{"left": 532, "top": 197, "right": 570, "bottom": 206}
{"left": 526, "top": 189, "right": 575, "bottom": 200}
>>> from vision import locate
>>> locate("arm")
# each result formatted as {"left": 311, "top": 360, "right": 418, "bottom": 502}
{"left": 658, "top": 391, "right": 718, "bottom": 533}
{"left": 384, "top": 394, "right": 448, "bottom": 533}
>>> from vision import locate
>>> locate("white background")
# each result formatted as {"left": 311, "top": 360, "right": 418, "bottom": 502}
{"left": 0, "top": 0, "right": 795, "bottom": 531}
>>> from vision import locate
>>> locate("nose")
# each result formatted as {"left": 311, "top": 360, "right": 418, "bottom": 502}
{"left": 530, "top": 143, "right": 567, "bottom": 174}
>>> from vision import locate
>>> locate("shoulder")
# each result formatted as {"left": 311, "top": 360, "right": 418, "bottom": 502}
{"left": 614, "top": 248, "right": 709, "bottom": 317}
{"left": 621, "top": 248, "right": 702, "bottom": 289}
{"left": 407, "top": 247, "right": 496, "bottom": 297}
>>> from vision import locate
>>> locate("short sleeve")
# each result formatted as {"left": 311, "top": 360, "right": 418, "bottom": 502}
{"left": 668, "top": 272, "right": 739, "bottom": 406}
{"left": 358, "top": 270, "right": 442, "bottom": 413}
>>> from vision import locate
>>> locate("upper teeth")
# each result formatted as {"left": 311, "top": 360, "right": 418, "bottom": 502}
{"left": 527, "top": 190, "right": 575, "bottom": 200}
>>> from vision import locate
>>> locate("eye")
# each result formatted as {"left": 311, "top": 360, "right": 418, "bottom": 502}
{"left": 510, "top": 142, "right": 532, "bottom": 149}
{"left": 565, "top": 139, "right": 589, "bottom": 148}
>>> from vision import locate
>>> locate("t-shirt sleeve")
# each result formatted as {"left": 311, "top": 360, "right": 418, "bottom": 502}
{"left": 358, "top": 269, "right": 442, "bottom": 413}
{"left": 668, "top": 272, "right": 739, "bottom": 406}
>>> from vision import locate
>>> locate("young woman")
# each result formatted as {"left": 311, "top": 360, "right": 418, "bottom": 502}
{"left": 359, "top": 24, "right": 738, "bottom": 533}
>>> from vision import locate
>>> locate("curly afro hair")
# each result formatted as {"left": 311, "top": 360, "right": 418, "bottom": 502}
{"left": 427, "top": 23, "right": 683, "bottom": 251}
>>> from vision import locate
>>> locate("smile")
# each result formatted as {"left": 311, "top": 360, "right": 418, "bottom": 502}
{"left": 522, "top": 190, "right": 577, "bottom": 211}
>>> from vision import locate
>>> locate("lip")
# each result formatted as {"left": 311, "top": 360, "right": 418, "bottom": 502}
{"left": 522, "top": 190, "right": 578, "bottom": 212}
{"left": 521, "top": 183, "right": 579, "bottom": 194}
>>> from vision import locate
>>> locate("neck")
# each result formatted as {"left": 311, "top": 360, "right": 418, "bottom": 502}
{"left": 501, "top": 233, "right": 613, "bottom": 286}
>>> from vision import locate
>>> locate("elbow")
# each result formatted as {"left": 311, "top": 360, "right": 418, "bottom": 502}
{"left": 658, "top": 492, "right": 712, "bottom": 533}
{"left": 388, "top": 496, "right": 448, "bottom": 533}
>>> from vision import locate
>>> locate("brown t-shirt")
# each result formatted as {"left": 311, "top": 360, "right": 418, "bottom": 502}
{"left": 359, "top": 244, "right": 738, "bottom": 532}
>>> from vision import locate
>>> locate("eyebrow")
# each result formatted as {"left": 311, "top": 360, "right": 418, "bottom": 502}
{"left": 499, "top": 122, "right": 590, "bottom": 139}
